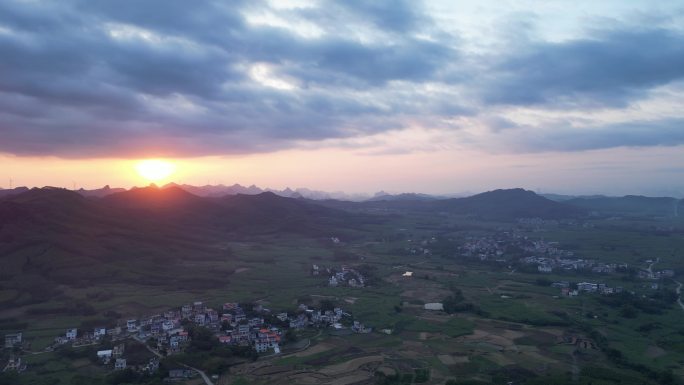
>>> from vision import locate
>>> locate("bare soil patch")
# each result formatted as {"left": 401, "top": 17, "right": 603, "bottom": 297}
{"left": 319, "top": 355, "right": 383, "bottom": 375}
{"left": 376, "top": 366, "right": 396, "bottom": 376}
{"left": 289, "top": 342, "right": 335, "bottom": 358}
{"left": 326, "top": 372, "right": 373, "bottom": 385}
{"left": 646, "top": 345, "right": 667, "bottom": 358}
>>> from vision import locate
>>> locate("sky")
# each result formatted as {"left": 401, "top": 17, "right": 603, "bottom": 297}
{"left": 1, "top": 0, "right": 684, "bottom": 197}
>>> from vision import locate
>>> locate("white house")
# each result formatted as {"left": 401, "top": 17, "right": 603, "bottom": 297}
{"left": 114, "top": 358, "right": 126, "bottom": 370}
{"left": 162, "top": 320, "right": 175, "bottom": 331}
{"left": 424, "top": 303, "right": 444, "bottom": 311}
{"left": 97, "top": 350, "right": 112, "bottom": 363}
{"left": 577, "top": 282, "right": 598, "bottom": 292}
{"left": 4, "top": 333, "right": 22, "bottom": 348}
{"left": 94, "top": 328, "right": 107, "bottom": 339}
{"left": 126, "top": 320, "right": 138, "bottom": 332}
{"left": 66, "top": 328, "right": 78, "bottom": 340}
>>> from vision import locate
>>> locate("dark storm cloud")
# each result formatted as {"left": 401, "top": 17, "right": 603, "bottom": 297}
{"left": 0, "top": 0, "right": 683, "bottom": 157}
{"left": 482, "top": 28, "right": 684, "bottom": 107}
{"left": 0, "top": 0, "right": 456, "bottom": 157}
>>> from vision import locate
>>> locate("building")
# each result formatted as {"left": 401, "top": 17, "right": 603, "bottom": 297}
{"left": 127, "top": 319, "right": 138, "bottom": 332}
{"left": 66, "top": 328, "right": 78, "bottom": 340}
{"left": 114, "top": 358, "right": 127, "bottom": 370}
{"left": 4, "top": 356, "right": 25, "bottom": 372}
{"left": 4, "top": 333, "right": 22, "bottom": 348}
{"left": 207, "top": 309, "right": 219, "bottom": 323}
{"left": 424, "top": 303, "right": 444, "bottom": 311}
{"left": 660, "top": 269, "right": 675, "bottom": 278}
{"left": 143, "top": 358, "right": 159, "bottom": 373}
{"left": 112, "top": 344, "right": 125, "bottom": 358}
{"left": 97, "top": 350, "right": 113, "bottom": 364}
{"left": 254, "top": 329, "right": 281, "bottom": 353}
{"left": 162, "top": 320, "right": 175, "bottom": 331}
{"left": 577, "top": 282, "right": 598, "bottom": 292}
{"left": 94, "top": 328, "right": 106, "bottom": 339}
{"left": 168, "top": 369, "right": 194, "bottom": 379}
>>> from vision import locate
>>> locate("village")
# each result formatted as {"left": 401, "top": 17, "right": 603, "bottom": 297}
{"left": 3, "top": 298, "right": 372, "bottom": 380}
{"left": 450, "top": 231, "right": 682, "bottom": 305}
{"left": 457, "top": 232, "right": 679, "bottom": 281}
{"left": 311, "top": 264, "right": 367, "bottom": 288}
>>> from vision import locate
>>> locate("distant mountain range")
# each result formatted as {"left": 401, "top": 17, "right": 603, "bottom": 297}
{"left": 313, "top": 188, "right": 585, "bottom": 220}
{"left": 160, "top": 183, "right": 372, "bottom": 201}
{"left": 1, "top": 184, "right": 682, "bottom": 219}
{"left": 543, "top": 193, "right": 683, "bottom": 218}
{"left": 0, "top": 183, "right": 454, "bottom": 201}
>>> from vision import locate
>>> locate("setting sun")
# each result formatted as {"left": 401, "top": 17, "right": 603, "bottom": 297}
{"left": 135, "top": 159, "right": 176, "bottom": 182}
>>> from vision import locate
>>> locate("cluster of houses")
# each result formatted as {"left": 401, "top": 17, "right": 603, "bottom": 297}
{"left": 551, "top": 281, "right": 624, "bottom": 296}
{"left": 288, "top": 303, "right": 352, "bottom": 331}
{"left": 458, "top": 234, "right": 580, "bottom": 265}
{"left": 638, "top": 269, "right": 675, "bottom": 280}
{"left": 3, "top": 295, "right": 368, "bottom": 379}
{"left": 461, "top": 234, "right": 679, "bottom": 285}
{"left": 526, "top": 256, "right": 629, "bottom": 275}
{"left": 210, "top": 302, "right": 283, "bottom": 353}
{"left": 531, "top": 256, "right": 677, "bottom": 282}
{"left": 405, "top": 237, "right": 436, "bottom": 256}
{"left": 523, "top": 240, "right": 577, "bottom": 260}
{"left": 312, "top": 265, "right": 366, "bottom": 288}
{"left": 2, "top": 355, "right": 26, "bottom": 373}
{"left": 517, "top": 218, "right": 561, "bottom": 227}
{"left": 51, "top": 299, "right": 358, "bottom": 359}
{"left": 3, "top": 334, "right": 26, "bottom": 373}
{"left": 95, "top": 344, "right": 125, "bottom": 365}
{"left": 460, "top": 237, "right": 506, "bottom": 261}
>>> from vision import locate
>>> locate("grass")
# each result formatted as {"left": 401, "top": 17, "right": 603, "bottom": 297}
{"left": 401, "top": 318, "right": 474, "bottom": 338}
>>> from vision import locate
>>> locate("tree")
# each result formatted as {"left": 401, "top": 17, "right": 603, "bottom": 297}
{"left": 320, "top": 299, "right": 336, "bottom": 312}
{"left": 284, "top": 328, "right": 298, "bottom": 343}
{"left": 619, "top": 305, "right": 638, "bottom": 318}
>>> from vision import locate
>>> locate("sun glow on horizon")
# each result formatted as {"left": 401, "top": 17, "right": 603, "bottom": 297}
{"left": 134, "top": 159, "right": 176, "bottom": 182}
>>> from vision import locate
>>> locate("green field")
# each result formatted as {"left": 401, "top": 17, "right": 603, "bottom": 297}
{"left": 2, "top": 210, "right": 684, "bottom": 385}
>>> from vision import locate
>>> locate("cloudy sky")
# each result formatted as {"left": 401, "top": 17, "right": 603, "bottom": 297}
{"left": 1, "top": 0, "right": 684, "bottom": 196}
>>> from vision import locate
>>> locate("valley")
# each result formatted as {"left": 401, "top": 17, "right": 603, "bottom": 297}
{"left": 1, "top": 187, "right": 683, "bottom": 385}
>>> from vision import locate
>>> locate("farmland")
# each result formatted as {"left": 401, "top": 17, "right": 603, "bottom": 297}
{"left": 1, "top": 189, "right": 684, "bottom": 384}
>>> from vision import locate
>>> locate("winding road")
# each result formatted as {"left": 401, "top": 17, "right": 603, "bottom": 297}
{"left": 674, "top": 280, "right": 684, "bottom": 311}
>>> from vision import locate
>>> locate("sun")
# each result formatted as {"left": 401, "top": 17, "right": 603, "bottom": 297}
{"left": 135, "top": 159, "right": 176, "bottom": 182}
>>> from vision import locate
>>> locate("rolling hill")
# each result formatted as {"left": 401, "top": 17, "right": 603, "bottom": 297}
{"left": 313, "top": 188, "right": 583, "bottom": 220}
{"left": 565, "top": 195, "right": 683, "bottom": 217}
{"left": 0, "top": 186, "right": 363, "bottom": 308}
{"left": 440, "top": 188, "right": 585, "bottom": 220}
